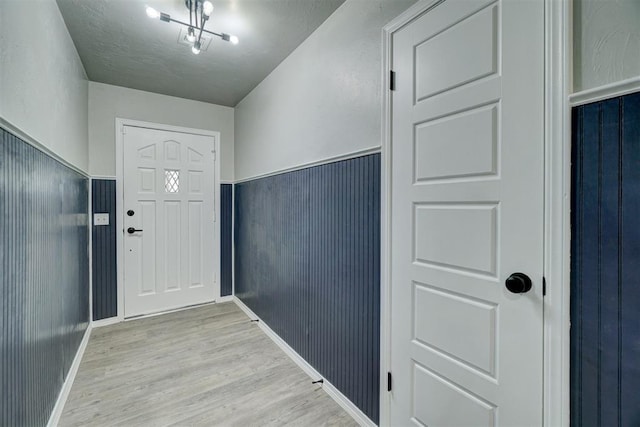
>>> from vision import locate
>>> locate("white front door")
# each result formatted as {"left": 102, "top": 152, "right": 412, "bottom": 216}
{"left": 389, "top": 0, "right": 544, "bottom": 425}
{"left": 123, "top": 125, "right": 217, "bottom": 318}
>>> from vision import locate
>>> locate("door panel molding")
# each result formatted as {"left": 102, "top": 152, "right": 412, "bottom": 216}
{"left": 115, "top": 118, "right": 221, "bottom": 321}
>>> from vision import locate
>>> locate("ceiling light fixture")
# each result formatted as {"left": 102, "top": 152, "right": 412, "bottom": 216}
{"left": 186, "top": 27, "right": 196, "bottom": 42}
{"left": 146, "top": 1, "right": 239, "bottom": 55}
{"left": 146, "top": 6, "right": 161, "bottom": 19}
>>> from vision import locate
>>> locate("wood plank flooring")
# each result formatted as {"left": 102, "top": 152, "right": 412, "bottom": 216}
{"left": 59, "top": 302, "right": 358, "bottom": 426}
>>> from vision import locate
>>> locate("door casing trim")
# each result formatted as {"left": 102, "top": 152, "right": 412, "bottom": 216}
{"left": 380, "top": 0, "right": 572, "bottom": 425}
{"left": 543, "top": 0, "right": 572, "bottom": 424}
{"left": 115, "top": 118, "right": 221, "bottom": 321}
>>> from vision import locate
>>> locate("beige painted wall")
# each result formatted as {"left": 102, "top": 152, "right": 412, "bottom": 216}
{"left": 234, "top": 0, "right": 417, "bottom": 180}
{"left": 89, "top": 82, "right": 235, "bottom": 181}
{"left": 0, "top": 0, "right": 88, "bottom": 172}
{"left": 574, "top": 0, "right": 640, "bottom": 92}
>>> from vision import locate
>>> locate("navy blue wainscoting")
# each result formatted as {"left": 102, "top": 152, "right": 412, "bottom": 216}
{"left": 571, "top": 92, "right": 640, "bottom": 427}
{"left": 220, "top": 183, "right": 233, "bottom": 297}
{"left": 235, "top": 170, "right": 311, "bottom": 358}
{"left": 91, "top": 179, "right": 117, "bottom": 320}
{"left": 1, "top": 127, "right": 90, "bottom": 425}
{"left": 235, "top": 154, "right": 381, "bottom": 423}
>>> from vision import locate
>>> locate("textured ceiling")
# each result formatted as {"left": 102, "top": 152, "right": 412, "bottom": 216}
{"left": 56, "top": 0, "right": 346, "bottom": 106}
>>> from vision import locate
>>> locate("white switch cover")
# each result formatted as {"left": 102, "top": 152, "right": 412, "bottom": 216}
{"left": 94, "top": 213, "right": 110, "bottom": 226}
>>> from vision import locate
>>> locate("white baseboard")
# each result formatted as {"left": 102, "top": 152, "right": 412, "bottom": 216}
{"left": 95, "top": 298, "right": 233, "bottom": 328}
{"left": 47, "top": 324, "right": 92, "bottom": 427}
{"left": 92, "top": 316, "right": 121, "bottom": 328}
{"left": 217, "top": 295, "right": 234, "bottom": 303}
{"left": 233, "top": 297, "right": 376, "bottom": 427}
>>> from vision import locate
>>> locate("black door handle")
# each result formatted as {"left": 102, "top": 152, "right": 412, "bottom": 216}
{"left": 505, "top": 272, "right": 532, "bottom": 294}
{"left": 127, "top": 227, "right": 143, "bottom": 234}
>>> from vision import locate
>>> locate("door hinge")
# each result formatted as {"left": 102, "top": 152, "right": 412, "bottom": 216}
{"left": 213, "top": 210, "right": 216, "bottom": 222}
{"left": 389, "top": 70, "right": 396, "bottom": 91}
{"left": 121, "top": 126, "right": 126, "bottom": 135}
{"left": 387, "top": 372, "right": 392, "bottom": 392}
{"left": 543, "top": 276, "right": 547, "bottom": 296}
{"left": 212, "top": 150, "right": 216, "bottom": 161}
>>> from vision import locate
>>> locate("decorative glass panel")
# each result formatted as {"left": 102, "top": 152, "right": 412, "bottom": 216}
{"left": 165, "top": 170, "right": 180, "bottom": 193}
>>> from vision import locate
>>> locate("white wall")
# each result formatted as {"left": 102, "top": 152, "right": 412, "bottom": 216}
{"left": 234, "top": 0, "right": 416, "bottom": 181}
{"left": 88, "top": 82, "right": 235, "bottom": 181}
{"left": 0, "top": 0, "right": 89, "bottom": 172}
{"left": 574, "top": 0, "right": 640, "bottom": 92}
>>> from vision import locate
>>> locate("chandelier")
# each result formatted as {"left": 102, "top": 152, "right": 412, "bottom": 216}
{"left": 146, "top": 1, "right": 239, "bottom": 55}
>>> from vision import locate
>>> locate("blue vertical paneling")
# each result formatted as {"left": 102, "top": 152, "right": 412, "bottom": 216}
{"left": 91, "top": 179, "right": 117, "bottom": 320}
{"left": 235, "top": 154, "right": 380, "bottom": 423}
{"left": 571, "top": 92, "right": 640, "bottom": 427}
{"left": 307, "top": 154, "right": 381, "bottom": 422}
{"left": 579, "top": 101, "right": 600, "bottom": 426}
{"left": 599, "top": 99, "right": 621, "bottom": 424}
{"left": 1, "top": 127, "right": 89, "bottom": 426}
{"left": 570, "top": 104, "right": 582, "bottom": 425}
{"left": 620, "top": 94, "right": 640, "bottom": 427}
{"left": 235, "top": 170, "right": 311, "bottom": 359}
{"left": 220, "top": 184, "right": 233, "bottom": 297}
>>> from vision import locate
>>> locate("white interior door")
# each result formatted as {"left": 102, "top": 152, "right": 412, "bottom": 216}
{"left": 389, "top": 0, "right": 544, "bottom": 425}
{"left": 123, "top": 126, "right": 217, "bottom": 318}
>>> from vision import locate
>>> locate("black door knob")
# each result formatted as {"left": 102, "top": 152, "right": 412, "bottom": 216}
{"left": 505, "top": 272, "right": 532, "bottom": 294}
{"left": 127, "top": 227, "right": 143, "bottom": 234}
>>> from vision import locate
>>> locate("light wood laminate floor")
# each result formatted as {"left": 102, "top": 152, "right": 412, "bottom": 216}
{"left": 59, "top": 302, "right": 358, "bottom": 426}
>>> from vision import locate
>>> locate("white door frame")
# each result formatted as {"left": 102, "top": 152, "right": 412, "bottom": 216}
{"left": 115, "top": 118, "right": 221, "bottom": 321}
{"left": 380, "top": 0, "right": 572, "bottom": 425}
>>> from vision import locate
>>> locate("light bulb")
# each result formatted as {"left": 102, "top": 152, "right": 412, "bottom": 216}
{"left": 229, "top": 35, "right": 239, "bottom": 45}
{"left": 192, "top": 42, "right": 201, "bottom": 55}
{"left": 202, "top": 1, "right": 214, "bottom": 16}
{"left": 187, "top": 27, "right": 196, "bottom": 42}
{"left": 146, "top": 6, "right": 160, "bottom": 19}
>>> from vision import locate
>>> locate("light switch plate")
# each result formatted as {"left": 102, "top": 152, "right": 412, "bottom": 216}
{"left": 94, "top": 213, "right": 109, "bottom": 226}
